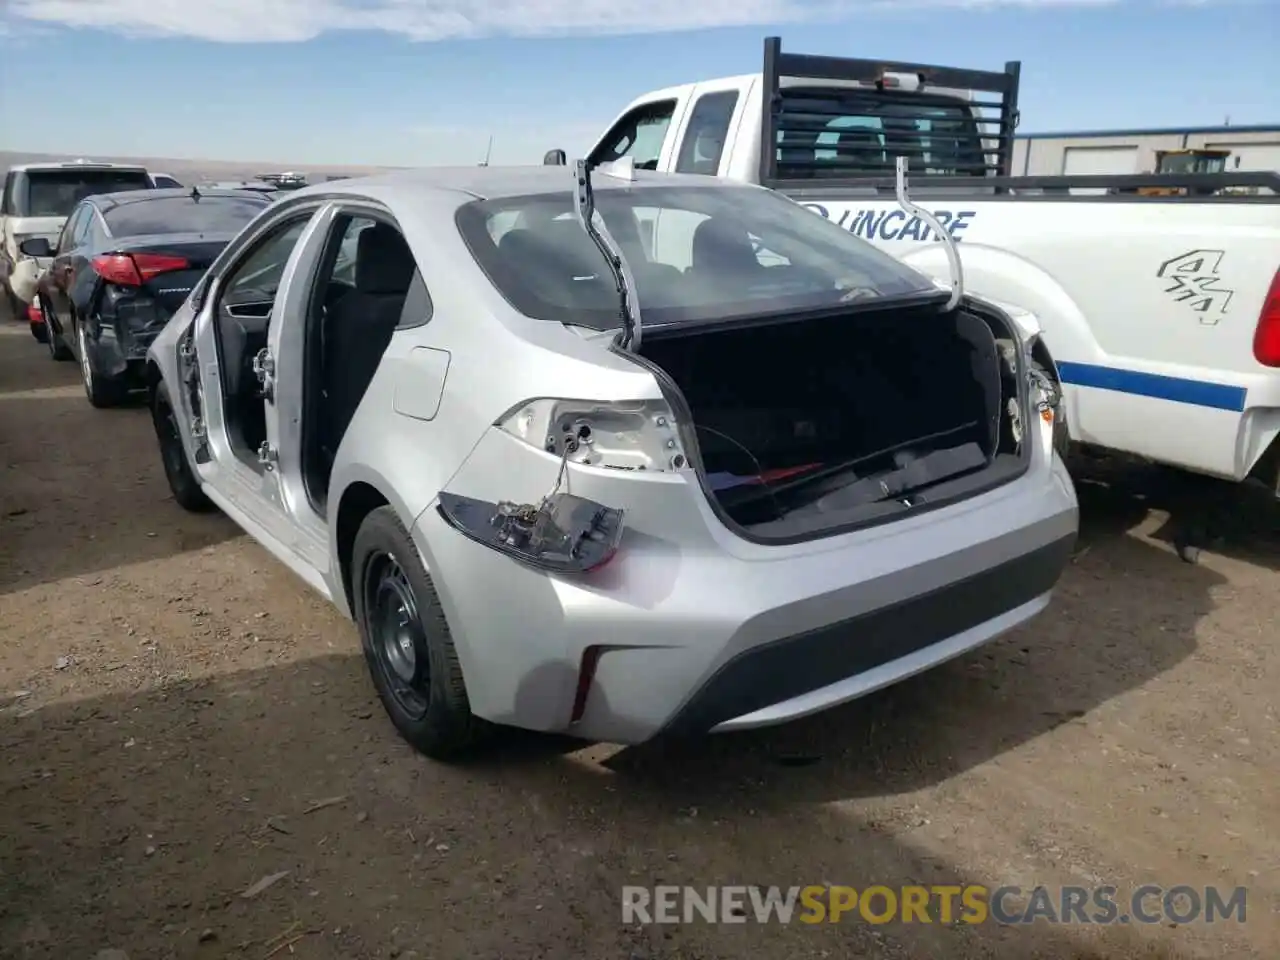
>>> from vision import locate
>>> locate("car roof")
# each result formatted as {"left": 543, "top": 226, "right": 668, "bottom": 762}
{"left": 88, "top": 187, "right": 274, "bottom": 211}
{"left": 10, "top": 161, "right": 149, "bottom": 174}
{"left": 295, "top": 164, "right": 755, "bottom": 202}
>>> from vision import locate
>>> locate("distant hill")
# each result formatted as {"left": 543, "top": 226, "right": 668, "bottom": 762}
{"left": 0, "top": 149, "right": 403, "bottom": 184}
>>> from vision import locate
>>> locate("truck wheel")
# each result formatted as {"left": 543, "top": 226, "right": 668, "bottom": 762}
{"left": 151, "top": 383, "right": 214, "bottom": 512}
{"left": 351, "top": 505, "right": 489, "bottom": 761}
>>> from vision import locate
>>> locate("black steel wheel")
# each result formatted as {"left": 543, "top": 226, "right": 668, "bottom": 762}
{"left": 365, "top": 552, "right": 432, "bottom": 721}
{"left": 351, "top": 506, "right": 487, "bottom": 760}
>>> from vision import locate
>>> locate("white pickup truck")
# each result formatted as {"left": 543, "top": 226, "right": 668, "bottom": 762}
{"left": 545, "top": 38, "right": 1280, "bottom": 498}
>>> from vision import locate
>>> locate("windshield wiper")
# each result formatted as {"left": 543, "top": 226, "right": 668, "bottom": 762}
{"left": 718, "top": 420, "right": 980, "bottom": 511}
{"left": 573, "top": 158, "right": 642, "bottom": 351}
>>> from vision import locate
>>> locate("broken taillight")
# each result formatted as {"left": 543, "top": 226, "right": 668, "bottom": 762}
{"left": 437, "top": 491, "right": 624, "bottom": 575}
{"left": 496, "top": 397, "right": 689, "bottom": 472}
{"left": 26, "top": 302, "right": 42, "bottom": 325}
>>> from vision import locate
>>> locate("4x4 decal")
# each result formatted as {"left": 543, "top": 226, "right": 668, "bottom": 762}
{"left": 1156, "top": 249, "right": 1235, "bottom": 325}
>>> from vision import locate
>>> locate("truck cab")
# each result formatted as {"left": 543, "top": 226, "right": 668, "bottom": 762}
{"left": 551, "top": 38, "right": 1020, "bottom": 188}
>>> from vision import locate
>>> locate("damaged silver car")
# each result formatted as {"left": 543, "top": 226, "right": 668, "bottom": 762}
{"left": 145, "top": 160, "right": 1078, "bottom": 760}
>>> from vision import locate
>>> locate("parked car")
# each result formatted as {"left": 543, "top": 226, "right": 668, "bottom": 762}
{"left": 203, "top": 180, "right": 280, "bottom": 197}
{"left": 150, "top": 172, "right": 183, "bottom": 188}
{"left": 22, "top": 187, "right": 271, "bottom": 406}
{"left": 546, "top": 37, "right": 1280, "bottom": 504}
{"left": 144, "top": 165, "right": 1077, "bottom": 760}
{"left": 1, "top": 160, "right": 156, "bottom": 318}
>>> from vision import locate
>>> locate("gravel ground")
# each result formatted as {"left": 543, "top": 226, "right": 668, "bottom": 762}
{"left": 0, "top": 313, "right": 1277, "bottom": 960}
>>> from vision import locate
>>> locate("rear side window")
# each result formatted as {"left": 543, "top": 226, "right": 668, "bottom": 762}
{"left": 675, "top": 91, "right": 739, "bottom": 176}
{"left": 23, "top": 169, "right": 152, "bottom": 217}
{"left": 103, "top": 195, "right": 269, "bottom": 236}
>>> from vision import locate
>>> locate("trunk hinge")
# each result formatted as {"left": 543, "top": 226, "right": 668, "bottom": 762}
{"left": 252, "top": 347, "right": 276, "bottom": 402}
{"left": 178, "top": 334, "right": 210, "bottom": 463}
{"left": 895, "top": 156, "right": 965, "bottom": 311}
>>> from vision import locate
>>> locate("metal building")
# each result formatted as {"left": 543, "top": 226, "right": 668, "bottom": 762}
{"left": 1011, "top": 124, "right": 1280, "bottom": 177}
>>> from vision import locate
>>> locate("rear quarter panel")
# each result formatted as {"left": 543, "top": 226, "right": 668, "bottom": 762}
{"left": 796, "top": 196, "right": 1280, "bottom": 479}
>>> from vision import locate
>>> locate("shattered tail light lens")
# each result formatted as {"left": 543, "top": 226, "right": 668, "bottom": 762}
{"left": 435, "top": 398, "right": 690, "bottom": 575}
{"left": 437, "top": 491, "right": 625, "bottom": 575}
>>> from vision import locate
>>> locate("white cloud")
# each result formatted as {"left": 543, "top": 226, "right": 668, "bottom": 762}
{"left": 4, "top": 0, "right": 1203, "bottom": 44}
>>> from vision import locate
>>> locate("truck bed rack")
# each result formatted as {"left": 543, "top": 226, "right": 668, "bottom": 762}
{"left": 758, "top": 36, "right": 1022, "bottom": 188}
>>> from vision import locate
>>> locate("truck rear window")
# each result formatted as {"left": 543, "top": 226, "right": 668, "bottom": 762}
{"left": 775, "top": 87, "right": 990, "bottom": 179}
{"left": 103, "top": 195, "right": 269, "bottom": 236}
{"left": 24, "top": 170, "right": 152, "bottom": 217}
{"left": 456, "top": 183, "right": 937, "bottom": 331}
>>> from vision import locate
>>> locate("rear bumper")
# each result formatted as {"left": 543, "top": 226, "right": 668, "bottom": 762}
{"left": 94, "top": 318, "right": 163, "bottom": 379}
{"left": 663, "top": 531, "right": 1073, "bottom": 735}
{"left": 416, "top": 423, "right": 1079, "bottom": 745}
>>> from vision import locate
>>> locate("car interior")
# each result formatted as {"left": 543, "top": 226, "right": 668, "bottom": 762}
{"left": 491, "top": 207, "right": 829, "bottom": 313}
{"left": 214, "top": 215, "right": 420, "bottom": 506}
{"left": 214, "top": 219, "right": 308, "bottom": 469}
{"left": 303, "top": 218, "right": 421, "bottom": 511}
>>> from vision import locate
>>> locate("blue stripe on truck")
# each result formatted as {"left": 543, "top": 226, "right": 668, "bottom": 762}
{"left": 1056, "top": 362, "right": 1247, "bottom": 412}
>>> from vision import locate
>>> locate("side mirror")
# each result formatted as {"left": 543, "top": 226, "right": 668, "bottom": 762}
{"left": 543, "top": 149, "right": 567, "bottom": 166}
{"left": 18, "top": 236, "right": 53, "bottom": 258}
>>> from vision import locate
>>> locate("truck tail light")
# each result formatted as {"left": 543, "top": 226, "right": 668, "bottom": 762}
{"left": 1254, "top": 267, "right": 1280, "bottom": 368}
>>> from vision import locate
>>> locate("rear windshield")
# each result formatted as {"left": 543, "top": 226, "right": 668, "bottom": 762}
{"left": 455, "top": 184, "right": 936, "bottom": 330}
{"left": 103, "top": 195, "right": 269, "bottom": 236}
{"left": 24, "top": 169, "right": 152, "bottom": 217}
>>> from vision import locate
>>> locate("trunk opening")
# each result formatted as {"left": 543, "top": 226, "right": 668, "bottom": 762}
{"left": 638, "top": 301, "right": 1029, "bottom": 542}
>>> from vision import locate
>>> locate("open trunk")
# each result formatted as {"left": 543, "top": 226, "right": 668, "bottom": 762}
{"left": 639, "top": 300, "right": 1030, "bottom": 542}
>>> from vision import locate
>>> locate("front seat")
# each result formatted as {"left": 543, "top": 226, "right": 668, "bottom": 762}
{"left": 690, "top": 218, "right": 761, "bottom": 278}
{"left": 323, "top": 223, "right": 417, "bottom": 457}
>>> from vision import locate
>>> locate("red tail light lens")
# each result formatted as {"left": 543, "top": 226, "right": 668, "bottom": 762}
{"left": 26, "top": 302, "right": 42, "bottom": 324}
{"left": 91, "top": 252, "right": 191, "bottom": 287}
{"left": 1254, "top": 268, "right": 1280, "bottom": 368}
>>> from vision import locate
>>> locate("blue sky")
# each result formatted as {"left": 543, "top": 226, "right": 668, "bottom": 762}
{"left": 1, "top": 0, "right": 1274, "bottom": 167}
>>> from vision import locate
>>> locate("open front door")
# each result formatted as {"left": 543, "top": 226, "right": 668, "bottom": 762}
{"left": 184, "top": 204, "right": 335, "bottom": 595}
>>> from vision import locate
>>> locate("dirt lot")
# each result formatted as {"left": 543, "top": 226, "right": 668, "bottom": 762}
{"left": 0, "top": 315, "right": 1277, "bottom": 960}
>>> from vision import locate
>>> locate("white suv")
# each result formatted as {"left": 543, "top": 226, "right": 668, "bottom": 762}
{"left": 0, "top": 160, "right": 155, "bottom": 316}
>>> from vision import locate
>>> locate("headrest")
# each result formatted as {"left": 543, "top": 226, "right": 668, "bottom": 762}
{"left": 355, "top": 223, "right": 416, "bottom": 295}
{"left": 691, "top": 217, "right": 760, "bottom": 274}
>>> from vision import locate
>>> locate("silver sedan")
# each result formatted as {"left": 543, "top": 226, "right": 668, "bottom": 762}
{"left": 145, "top": 164, "right": 1078, "bottom": 759}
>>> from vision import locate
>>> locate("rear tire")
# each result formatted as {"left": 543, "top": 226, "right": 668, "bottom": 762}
{"left": 151, "top": 383, "right": 214, "bottom": 512}
{"left": 351, "top": 505, "right": 488, "bottom": 761}
{"left": 30, "top": 319, "right": 49, "bottom": 344}
{"left": 77, "top": 319, "right": 127, "bottom": 407}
